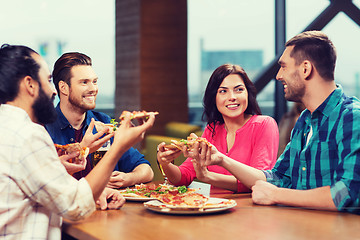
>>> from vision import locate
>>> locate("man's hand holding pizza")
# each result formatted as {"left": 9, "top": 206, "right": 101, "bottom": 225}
{"left": 55, "top": 142, "right": 89, "bottom": 175}
{"left": 58, "top": 151, "right": 87, "bottom": 175}
{"left": 111, "top": 111, "right": 155, "bottom": 154}
{"left": 81, "top": 118, "right": 114, "bottom": 154}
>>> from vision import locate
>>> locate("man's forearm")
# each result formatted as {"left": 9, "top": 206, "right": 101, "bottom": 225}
{"left": 205, "top": 172, "right": 239, "bottom": 191}
{"left": 129, "top": 164, "right": 154, "bottom": 185}
{"left": 274, "top": 186, "right": 337, "bottom": 210}
{"left": 220, "top": 155, "right": 266, "bottom": 188}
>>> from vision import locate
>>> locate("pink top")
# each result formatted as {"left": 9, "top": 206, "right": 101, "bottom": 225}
{"left": 176, "top": 115, "right": 279, "bottom": 192}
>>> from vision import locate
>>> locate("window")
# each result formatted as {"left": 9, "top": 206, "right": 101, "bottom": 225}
{"left": 287, "top": 0, "right": 360, "bottom": 98}
{"left": 188, "top": 0, "right": 275, "bottom": 125}
{"left": 0, "top": 0, "right": 115, "bottom": 113}
{"left": 188, "top": 0, "right": 360, "bottom": 125}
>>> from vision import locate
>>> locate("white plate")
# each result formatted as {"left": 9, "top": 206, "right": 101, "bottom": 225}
{"left": 144, "top": 197, "right": 237, "bottom": 215}
{"left": 124, "top": 196, "right": 157, "bottom": 202}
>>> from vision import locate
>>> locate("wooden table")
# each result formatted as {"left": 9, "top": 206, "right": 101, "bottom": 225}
{"left": 63, "top": 188, "right": 360, "bottom": 240}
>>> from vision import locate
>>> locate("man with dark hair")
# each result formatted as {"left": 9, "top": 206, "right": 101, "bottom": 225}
{"left": 46, "top": 52, "right": 154, "bottom": 187}
{"left": 0, "top": 44, "right": 155, "bottom": 238}
{"left": 188, "top": 30, "right": 360, "bottom": 213}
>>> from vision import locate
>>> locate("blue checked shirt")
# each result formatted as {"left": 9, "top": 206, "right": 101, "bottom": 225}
{"left": 264, "top": 86, "right": 360, "bottom": 213}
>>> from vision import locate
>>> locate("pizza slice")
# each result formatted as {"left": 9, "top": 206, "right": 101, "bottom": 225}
{"left": 163, "top": 139, "right": 187, "bottom": 151}
{"left": 119, "top": 110, "right": 159, "bottom": 122}
{"left": 155, "top": 192, "right": 209, "bottom": 209}
{"left": 119, "top": 183, "right": 158, "bottom": 198}
{"left": 54, "top": 143, "right": 89, "bottom": 164}
{"left": 202, "top": 199, "right": 237, "bottom": 209}
{"left": 164, "top": 136, "right": 212, "bottom": 151}
{"left": 94, "top": 120, "right": 118, "bottom": 134}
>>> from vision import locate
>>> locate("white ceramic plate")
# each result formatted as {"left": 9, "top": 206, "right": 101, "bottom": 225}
{"left": 124, "top": 196, "right": 157, "bottom": 202}
{"left": 144, "top": 197, "right": 237, "bottom": 215}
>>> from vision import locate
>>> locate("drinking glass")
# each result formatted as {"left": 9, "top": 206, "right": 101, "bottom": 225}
{"left": 156, "top": 149, "right": 174, "bottom": 185}
{"left": 92, "top": 140, "right": 110, "bottom": 168}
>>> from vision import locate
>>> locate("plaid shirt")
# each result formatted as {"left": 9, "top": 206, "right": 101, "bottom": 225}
{"left": 264, "top": 86, "right": 360, "bottom": 213}
{"left": 0, "top": 105, "right": 95, "bottom": 239}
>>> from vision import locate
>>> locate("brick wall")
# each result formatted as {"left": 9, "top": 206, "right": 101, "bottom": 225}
{"left": 115, "top": 0, "right": 188, "bottom": 135}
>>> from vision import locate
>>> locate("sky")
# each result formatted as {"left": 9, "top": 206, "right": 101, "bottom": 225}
{"left": 1, "top": 0, "right": 360, "bottom": 105}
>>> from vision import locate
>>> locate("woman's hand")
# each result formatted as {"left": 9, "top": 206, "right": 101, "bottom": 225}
{"left": 157, "top": 142, "right": 182, "bottom": 166}
{"left": 184, "top": 140, "right": 223, "bottom": 167}
{"left": 191, "top": 158, "right": 210, "bottom": 182}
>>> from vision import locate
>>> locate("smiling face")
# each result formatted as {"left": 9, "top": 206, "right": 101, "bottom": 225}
{"left": 67, "top": 65, "right": 98, "bottom": 111}
{"left": 215, "top": 74, "right": 248, "bottom": 121}
{"left": 276, "top": 46, "right": 305, "bottom": 102}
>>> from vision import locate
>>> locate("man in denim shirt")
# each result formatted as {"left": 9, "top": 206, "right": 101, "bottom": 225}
{"left": 46, "top": 52, "right": 154, "bottom": 188}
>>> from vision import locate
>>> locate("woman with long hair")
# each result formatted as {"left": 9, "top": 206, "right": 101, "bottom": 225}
{"left": 157, "top": 64, "right": 279, "bottom": 192}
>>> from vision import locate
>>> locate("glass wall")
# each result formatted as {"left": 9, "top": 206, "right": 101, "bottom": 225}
{"left": 188, "top": 0, "right": 360, "bottom": 125}
{"left": 287, "top": 0, "right": 360, "bottom": 98}
{"left": 2, "top": 1, "right": 359, "bottom": 124}
{"left": 188, "top": 0, "right": 275, "bottom": 126}
{"left": 0, "top": 0, "right": 115, "bottom": 112}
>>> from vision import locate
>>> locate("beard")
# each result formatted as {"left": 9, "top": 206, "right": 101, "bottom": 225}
{"left": 32, "top": 87, "right": 57, "bottom": 125}
{"left": 284, "top": 70, "right": 305, "bottom": 102}
{"left": 68, "top": 89, "right": 96, "bottom": 112}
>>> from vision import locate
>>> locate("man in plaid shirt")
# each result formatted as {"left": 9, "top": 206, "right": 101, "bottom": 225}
{"left": 188, "top": 31, "right": 360, "bottom": 213}
{"left": 0, "top": 44, "right": 155, "bottom": 239}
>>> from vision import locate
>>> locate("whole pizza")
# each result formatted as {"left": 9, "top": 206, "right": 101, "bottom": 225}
{"left": 119, "top": 183, "right": 197, "bottom": 199}
{"left": 119, "top": 183, "right": 236, "bottom": 211}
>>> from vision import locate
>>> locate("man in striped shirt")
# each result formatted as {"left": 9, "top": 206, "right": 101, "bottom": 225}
{"left": 189, "top": 31, "right": 360, "bottom": 213}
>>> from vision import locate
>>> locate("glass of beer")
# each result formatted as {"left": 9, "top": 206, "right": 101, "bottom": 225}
{"left": 156, "top": 159, "right": 168, "bottom": 184}
{"left": 156, "top": 151, "right": 174, "bottom": 185}
{"left": 92, "top": 140, "right": 110, "bottom": 168}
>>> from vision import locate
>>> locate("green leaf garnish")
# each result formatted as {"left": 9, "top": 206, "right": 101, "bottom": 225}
{"left": 178, "top": 186, "right": 187, "bottom": 194}
{"left": 110, "top": 119, "right": 119, "bottom": 125}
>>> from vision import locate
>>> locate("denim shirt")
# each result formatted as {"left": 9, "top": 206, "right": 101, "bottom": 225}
{"left": 45, "top": 104, "right": 150, "bottom": 179}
